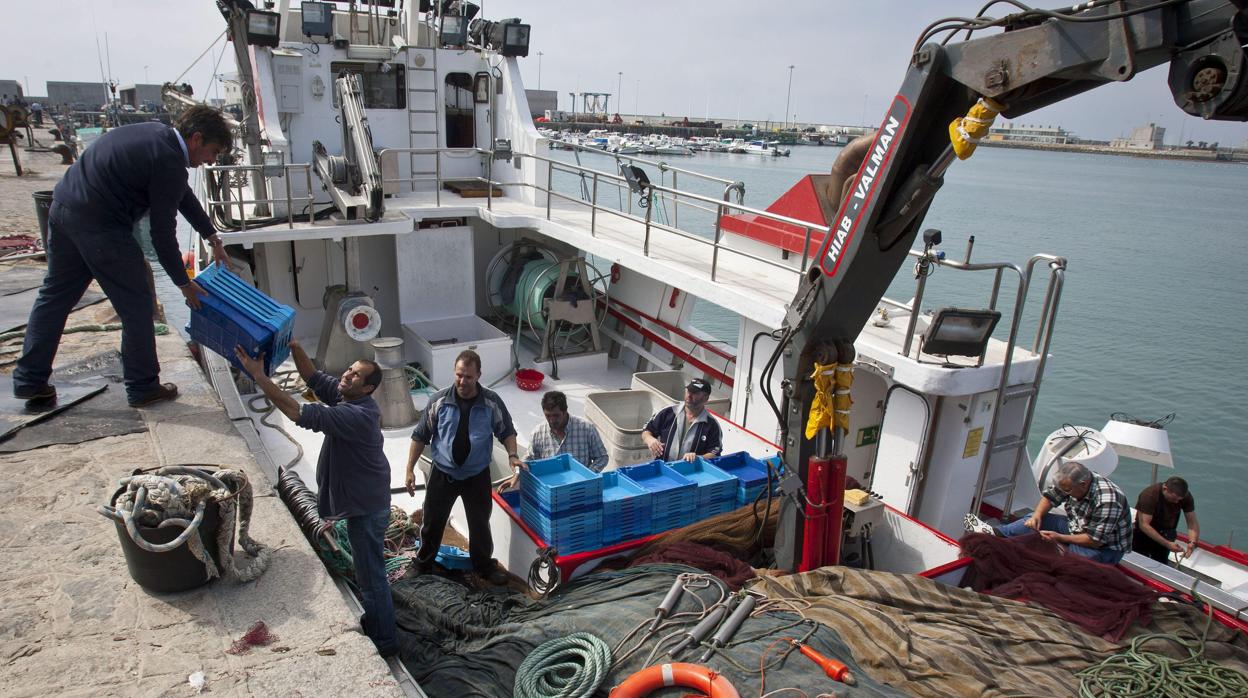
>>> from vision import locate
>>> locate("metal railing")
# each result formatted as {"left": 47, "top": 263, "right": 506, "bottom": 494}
{"left": 376, "top": 145, "right": 829, "bottom": 284}
{"left": 882, "top": 244, "right": 1068, "bottom": 518}
{"left": 203, "top": 163, "right": 315, "bottom": 231}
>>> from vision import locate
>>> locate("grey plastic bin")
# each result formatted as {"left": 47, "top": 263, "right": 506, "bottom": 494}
{"left": 630, "top": 371, "right": 730, "bottom": 416}
{"left": 584, "top": 390, "right": 672, "bottom": 469}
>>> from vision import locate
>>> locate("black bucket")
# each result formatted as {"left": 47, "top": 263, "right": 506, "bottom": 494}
{"left": 109, "top": 471, "right": 238, "bottom": 593}
{"left": 33, "top": 191, "right": 53, "bottom": 249}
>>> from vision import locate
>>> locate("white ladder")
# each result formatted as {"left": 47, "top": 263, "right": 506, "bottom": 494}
{"left": 406, "top": 46, "right": 440, "bottom": 195}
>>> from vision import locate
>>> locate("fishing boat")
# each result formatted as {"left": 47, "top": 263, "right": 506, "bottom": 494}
{"left": 178, "top": 1, "right": 1248, "bottom": 694}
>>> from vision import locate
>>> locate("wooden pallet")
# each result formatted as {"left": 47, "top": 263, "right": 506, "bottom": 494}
{"left": 442, "top": 180, "right": 503, "bottom": 197}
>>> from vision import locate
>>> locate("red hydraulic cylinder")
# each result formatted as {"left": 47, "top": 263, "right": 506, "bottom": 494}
{"left": 799, "top": 456, "right": 832, "bottom": 572}
{"left": 823, "top": 455, "right": 847, "bottom": 567}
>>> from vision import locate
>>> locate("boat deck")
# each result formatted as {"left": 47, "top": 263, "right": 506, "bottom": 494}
{"left": 220, "top": 189, "right": 1046, "bottom": 395}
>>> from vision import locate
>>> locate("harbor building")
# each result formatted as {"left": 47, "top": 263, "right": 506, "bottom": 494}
{"left": 1111, "top": 123, "right": 1166, "bottom": 149}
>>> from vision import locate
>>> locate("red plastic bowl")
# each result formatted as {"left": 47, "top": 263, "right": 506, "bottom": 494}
{"left": 515, "top": 368, "right": 544, "bottom": 391}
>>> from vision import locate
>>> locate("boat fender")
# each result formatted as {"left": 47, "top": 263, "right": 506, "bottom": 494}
{"left": 669, "top": 288, "right": 680, "bottom": 308}
{"left": 611, "top": 263, "right": 622, "bottom": 283}
{"left": 608, "top": 662, "right": 740, "bottom": 698}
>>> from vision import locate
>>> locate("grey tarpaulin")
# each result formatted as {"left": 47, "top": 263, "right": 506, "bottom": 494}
{"left": 393, "top": 563, "right": 906, "bottom": 697}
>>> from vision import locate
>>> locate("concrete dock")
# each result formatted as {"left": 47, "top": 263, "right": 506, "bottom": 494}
{"left": 1, "top": 130, "right": 404, "bottom": 696}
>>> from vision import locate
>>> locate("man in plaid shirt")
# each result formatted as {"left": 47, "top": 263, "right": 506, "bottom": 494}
{"left": 526, "top": 390, "right": 609, "bottom": 472}
{"left": 996, "top": 460, "right": 1132, "bottom": 564}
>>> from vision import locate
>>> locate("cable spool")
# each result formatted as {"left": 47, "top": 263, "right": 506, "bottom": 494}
{"left": 1030, "top": 425, "right": 1118, "bottom": 491}
{"left": 485, "top": 241, "right": 610, "bottom": 347}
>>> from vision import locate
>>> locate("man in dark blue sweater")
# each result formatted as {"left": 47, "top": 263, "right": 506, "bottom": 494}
{"left": 235, "top": 339, "right": 399, "bottom": 657}
{"left": 14, "top": 105, "right": 231, "bottom": 407}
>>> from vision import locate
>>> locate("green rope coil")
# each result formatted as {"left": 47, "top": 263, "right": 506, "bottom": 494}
{"left": 1078, "top": 600, "right": 1248, "bottom": 697}
{"left": 514, "top": 632, "right": 612, "bottom": 698}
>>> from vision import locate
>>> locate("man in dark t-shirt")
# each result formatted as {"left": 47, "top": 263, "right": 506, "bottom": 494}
{"left": 1132, "top": 476, "right": 1200, "bottom": 564}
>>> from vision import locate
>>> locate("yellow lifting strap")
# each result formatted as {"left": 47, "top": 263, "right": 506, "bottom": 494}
{"left": 949, "top": 97, "right": 1005, "bottom": 160}
{"left": 804, "top": 362, "right": 836, "bottom": 440}
{"left": 833, "top": 363, "right": 854, "bottom": 431}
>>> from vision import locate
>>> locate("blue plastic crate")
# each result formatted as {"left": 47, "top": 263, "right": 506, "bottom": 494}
{"left": 187, "top": 263, "right": 295, "bottom": 375}
{"left": 539, "top": 528, "right": 602, "bottom": 555}
{"left": 710, "top": 452, "right": 774, "bottom": 489}
{"left": 669, "top": 458, "right": 738, "bottom": 505}
{"left": 602, "top": 471, "right": 653, "bottom": 521}
{"left": 519, "top": 490, "right": 601, "bottom": 519}
{"left": 521, "top": 455, "right": 603, "bottom": 511}
{"left": 435, "top": 544, "right": 473, "bottom": 571}
{"left": 521, "top": 498, "right": 602, "bottom": 538}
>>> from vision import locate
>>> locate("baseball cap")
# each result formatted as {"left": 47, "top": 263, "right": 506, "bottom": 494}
{"left": 686, "top": 378, "right": 712, "bottom": 394}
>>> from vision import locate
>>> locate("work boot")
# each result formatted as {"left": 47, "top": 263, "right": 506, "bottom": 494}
{"left": 14, "top": 384, "right": 56, "bottom": 401}
{"left": 128, "top": 382, "right": 179, "bottom": 408}
{"left": 484, "top": 563, "right": 509, "bottom": 586}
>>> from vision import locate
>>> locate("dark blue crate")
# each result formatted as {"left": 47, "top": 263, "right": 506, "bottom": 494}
{"left": 535, "top": 527, "right": 602, "bottom": 554}
{"left": 521, "top": 501, "right": 602, "bottom": 540}
{"left": 521, "top": 455, "right": 603, "bottom": 511}
{"left": 187, "top": 263, "right": 295, "bottom": 375}
{"left": 710, "top": 452, "right": 774, "bottom": 490}
{"left": 520, "top": 490, "right": 600, "bottom": 519}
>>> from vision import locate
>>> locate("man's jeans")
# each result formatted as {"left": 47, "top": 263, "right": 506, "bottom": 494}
{"left": 997, "top": 513, "right": 1126, "bottom": 565}
{"left": 347, "top": 508, "right": 399, "bottom": 654}
{"left": 14, "top": 204, "right": 162, "bottom": 402}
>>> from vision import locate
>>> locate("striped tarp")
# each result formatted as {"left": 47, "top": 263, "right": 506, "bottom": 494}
{"left": 750, "top": 567, "right": 1248, "bottom": 697}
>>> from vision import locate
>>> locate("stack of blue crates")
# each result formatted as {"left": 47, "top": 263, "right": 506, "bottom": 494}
{"left": 619, "top": 461, "right": 697, "bottom": 535}
{"left": 601, "top": 472, "right": 652, "bottom": 545}
{"left": 519, "top": 454, "right": 604, "bottom": 554}
{"left": 188, "top": 263, "right": 295, "bottom": 375}
{"left": 669, "top": 458, "right": 738, "bottom": 519}
{"left": 712, "top": 452, "right": 780, "bottom": 507}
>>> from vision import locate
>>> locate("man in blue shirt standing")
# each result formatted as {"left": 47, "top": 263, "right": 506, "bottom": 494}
{"left": 405, "top": 350, "right": 519, "bottom": 585}
{"left": 235, "top": 339, "right": 398, "bottom": 657}
{"left": 14, "top": 105, "right": 230, "bottom": 407}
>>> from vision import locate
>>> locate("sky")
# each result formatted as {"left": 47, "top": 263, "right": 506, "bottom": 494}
{"left": 3, "top": 0, "right": 1245, "bottom": 145}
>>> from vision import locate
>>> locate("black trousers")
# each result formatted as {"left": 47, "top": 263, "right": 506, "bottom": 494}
{"left": 1132, "top": 524, "right": 1177, "bottom": 564}
{"left": 416, "top": 466, "right": 494, "bottom": 571}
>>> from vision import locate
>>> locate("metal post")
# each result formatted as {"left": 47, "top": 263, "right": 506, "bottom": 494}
{"left": 590, "top": 172, "right": 598, "bottom": 236}
{"left": 800, "top": 226, "right": 813, "bottom": 272}
{"left": 988, "top": 268, "right": 1003, "bottom": 312}
{"left": 672, "top": 170, "right": 679, "bottom": 230}
{"left": 285, "top": 169, "right": 294, "bottom": 228}
{"left": 901, "top": 256, "right": 931, "bottom": 357}
{"left": 487, "top": 150, "right": 493, "bottom": 211}
{"left": 345, "top": 238, "right": 361, "bottom": 293}
{"left": 711, "top": 196, "right": 724, "bottom": 281}
{"left": 546, "top": 161, "right": 553, "bottom": 219}
{"left": 435, "top": 151, "right": 442, "bottom": 207}
{"left": 964, "top": 235, "right": 975, "bottom": 263}
{"left": 643, "top": 191, "right": 654, "bottom": 256}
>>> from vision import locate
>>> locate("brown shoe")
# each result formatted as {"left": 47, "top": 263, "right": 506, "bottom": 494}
{"left": 129, "top": 382, "right": 179, "bottom": 408}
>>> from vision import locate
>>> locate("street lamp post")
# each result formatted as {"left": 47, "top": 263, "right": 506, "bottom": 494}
{"left": 784, "top": 65, "right": 794, "bottom": 132}
{"left": 616, "top": 71, "right": 622, "bottom": 115}
{"left": 537, "top": 52, "right": 543, "bottom": 89}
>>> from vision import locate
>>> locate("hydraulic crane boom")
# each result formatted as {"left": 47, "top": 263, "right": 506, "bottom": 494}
{"left": 773, "top": 0, "right": 1247, "bottom": 571}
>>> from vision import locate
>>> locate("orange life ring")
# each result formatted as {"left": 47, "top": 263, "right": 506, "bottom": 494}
{"left": 608, "top": 662, "right": 740, "bottom": 698}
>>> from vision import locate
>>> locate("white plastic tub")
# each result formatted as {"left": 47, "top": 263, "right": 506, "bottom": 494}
{"left": 402, "top": 315, "right": 513, "bottom": 389}
{"left": 630, "top": 371, "right": 730, "bottom": 416}
{"left": 584, "top": 389, "right": 672, "bottom": 456}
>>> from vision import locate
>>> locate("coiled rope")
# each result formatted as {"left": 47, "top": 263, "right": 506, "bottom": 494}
{"left": 513, "top": 632, "right": 612, "bottom": 698}
{"left": 1077, "top": 597, "right": 1248, "bottom": 697}
{"left": 527, "top": 546, "right": 561, "bottom": 598}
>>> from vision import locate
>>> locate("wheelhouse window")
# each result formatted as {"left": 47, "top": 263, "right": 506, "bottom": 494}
{"left": 329, "top": 61, "right": 406, "bottom": 109}
{"left": 445, "top": 72, "right": 474, "bottom": 148}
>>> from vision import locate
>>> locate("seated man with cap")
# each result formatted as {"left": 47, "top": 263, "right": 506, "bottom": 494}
{"left": 641, "top": 378, "right": 723, "bottom": 463}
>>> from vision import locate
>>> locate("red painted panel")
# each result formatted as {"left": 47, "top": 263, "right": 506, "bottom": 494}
{"left": 720, "top": 175, "right": 828, "bottom": 257}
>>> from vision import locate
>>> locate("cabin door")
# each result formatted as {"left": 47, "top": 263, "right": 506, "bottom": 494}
{"left": 871, "top": 387, "right": 930, "bottom": 515}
